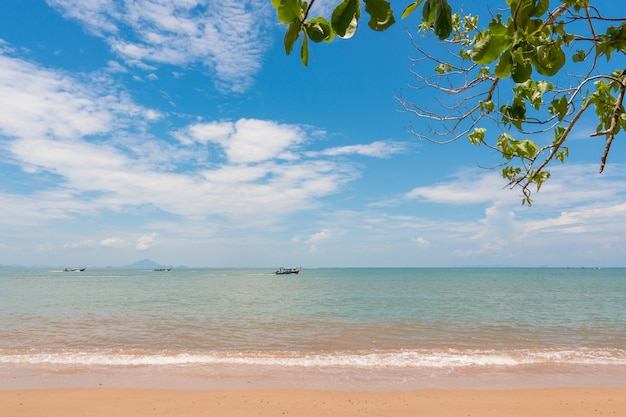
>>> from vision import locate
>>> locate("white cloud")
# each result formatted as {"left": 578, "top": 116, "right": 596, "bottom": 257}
{"left": 105, "top": 60, "right": 128, "bottom": 73}
{"left": 404, "top": 162, "right": 626, "bottom": 209}
{"left": 412, "top": 236, "right": 430, "bottom": 249}
{"left": 61, "top": 237, "right": 128, "bottom": 249}
{"left": 0, "top": 51, "right": 362, "bottom": 229}
{"left": 99, "top": 237, "right": 128, "bottom": 248}
{"left": 314, "top": 164, "right": 626, "bottom": 266}
{"left": 405, "top": 169, "right": 512, "bottom": 205}
{"left": 307, "top": 229, "right": 333, "bottom": 245}
{"left": 312, "top": 141, "right": 409, "bottom": 158}
{"left": 0, "top": 56, "right": 110, "bottom": 140}
{"left": 305, "top": 229, "right": 346, "bottom": 252}
{"left": 136, "top": 232, "right": 160, "bottom": 250}
{"left": 176, "top": 119, "right": 306, "bottom": 163}
{"left": 45, "top": 0, "right": 272, "bottom": 93}
{"left": 64, "top": 240, "right": 97, "bottom": 249}
{"left": 176, "top": 120, "right": 235, "bottom": 145}
{"left": 0, "top": 52, "right": 159, "bottom": 144}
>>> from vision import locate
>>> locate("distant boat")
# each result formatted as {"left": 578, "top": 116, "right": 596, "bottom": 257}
{"left": 64, "top": 267, "right": 86, "bottom": 272}
{"left": 275, "top": 267, "right": 300, "bottom": 275}
{"left": 154, "top": 268, "right": 172, "bottom": 271}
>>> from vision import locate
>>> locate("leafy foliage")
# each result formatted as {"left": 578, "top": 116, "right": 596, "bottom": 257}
{"left": 271, "top": 0, "right": 450, "bottom": 66}
{"left": 272, "top": 0, "right": 626, "bottom": 205}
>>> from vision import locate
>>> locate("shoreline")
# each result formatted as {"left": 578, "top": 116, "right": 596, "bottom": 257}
{"left": 4, "top": 365, "right": 626, "bottom": 416}
{"left": 3, "top": 362, "right": 626, "bottom": 391}
{"left": 2, "top": 388, "right": 626, "bottom": 417}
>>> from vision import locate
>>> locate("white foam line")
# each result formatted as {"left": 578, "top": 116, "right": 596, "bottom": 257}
{"left": 2, "top": 349, "right": 626, "bottom": 367}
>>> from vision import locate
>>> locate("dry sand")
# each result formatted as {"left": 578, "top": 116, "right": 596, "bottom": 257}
{"left": 2, "top": 388, "right": 626, "bottom": 417}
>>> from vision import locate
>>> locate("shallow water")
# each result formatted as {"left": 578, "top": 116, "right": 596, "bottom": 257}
{"left": 2, "top": 267, "right": 626, "bottom": 389}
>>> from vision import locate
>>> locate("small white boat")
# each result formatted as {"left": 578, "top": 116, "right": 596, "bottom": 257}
{"left": 64, "top": 267, "right": 86, "bottom": 272}
{"left": 275, "top": 267, "right": 300, "bottom": 275}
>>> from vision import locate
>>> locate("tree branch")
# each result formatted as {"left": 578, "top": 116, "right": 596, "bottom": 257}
{"left": 302, "top": 0, "right": 316, "bottom": 22}
{"left": 598, "top": 70, "right": 626, "bottom": 173}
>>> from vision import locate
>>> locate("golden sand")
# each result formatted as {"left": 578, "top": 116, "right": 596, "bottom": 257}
{"left": 2, "top": 388, "right": 626, "bottom": 417}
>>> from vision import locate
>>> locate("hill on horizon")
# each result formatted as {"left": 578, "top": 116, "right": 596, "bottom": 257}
{"left": 124, "top": 259, "right": 172, "bottom": 269}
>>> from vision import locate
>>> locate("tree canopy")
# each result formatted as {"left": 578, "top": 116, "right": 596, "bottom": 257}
{"left": 271, "top": 0, "right": 626, "bottom": 204}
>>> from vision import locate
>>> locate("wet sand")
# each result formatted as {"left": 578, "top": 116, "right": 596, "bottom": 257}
{"left": 3, "top": 364, "right": 626, "bottom": 417}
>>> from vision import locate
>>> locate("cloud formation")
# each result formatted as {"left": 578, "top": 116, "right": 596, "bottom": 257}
{"left": 310, "top": 141, "right": 408, "bottom": 158}
{"left": 45, "top": 0, "right": 272, "bottom": 93}
{"left": 0, "top": 49, "right": 402, "bottom": 241}
{"left": 137, "top": 233, "right": 160, "bottom": 250}
{"left": 99, "top": 237, "right": 128, "bottom": 248}
{"left": 174, "top": 119, "right": 306, "bottom": 163}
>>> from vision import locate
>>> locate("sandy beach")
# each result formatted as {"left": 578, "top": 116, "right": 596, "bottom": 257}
{"left": 2, "top": 387, "right": 626, "bottom": 417}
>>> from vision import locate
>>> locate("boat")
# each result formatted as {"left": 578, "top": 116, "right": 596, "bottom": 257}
{"left": 274, "top": 267, "right": 301, "bottom": 275}
{"left": 63, "top": 267, "right": 86, "bottom": 272}
{"left": 154, "top": 268, "right": 172, "bottom": 271}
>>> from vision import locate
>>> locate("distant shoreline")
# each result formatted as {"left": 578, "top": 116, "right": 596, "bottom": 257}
{"left": 2, "top": 265, "right": 624, "bottom": 269}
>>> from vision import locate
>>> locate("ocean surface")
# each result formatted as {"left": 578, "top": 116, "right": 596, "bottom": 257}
{"left": 1, "top": 267, "right": 626, "bottom": 389}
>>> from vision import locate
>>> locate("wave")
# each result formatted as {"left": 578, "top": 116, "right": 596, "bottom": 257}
{"left": 2, "top": 348, "right": 626, "bottom": 368}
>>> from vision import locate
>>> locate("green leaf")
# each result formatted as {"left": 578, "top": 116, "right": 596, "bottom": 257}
{"left": 468, "top": 127, "right": 486, "bottom": 144}
{"left": 496, "top": 133, "right": 515, "bottom": 160}
{"left": 494, "top": 49, "right": 512, "bottom": 78}
{"left": 422, "top": 0, "right": 435, "bottom": 24}
{"left": 471, "top": 33, "right": 509, "bottom": 64}
{"left": 549, "top": 96, "right": 568, "bottom": 121}
{"left": 284, "top": 21, "right": 302, "bottom": 55}
{"left": 332, "top": 0, "right": 360, "bottom": 39}
{"left": 364, "top": 0, "right": 395, "bottom": 31}
{"left": 532, "top": 170, "right": 550, "bottom": 191}
{"left": 305, "top": 17, "right": 334, "bottom": 42}
{"left": 502, "top": 165, "right": 521, "bottom": 180}
{"left": 533, "top": 43, "right": 566, "bottom": 76}
{"left": 553, "top": 124, "right": 566, "bottom": 141}
{"left": 480, "top": 100, "right": 495, "bottom": 113}
{"left": 511, "top": 59, "right": 532, "bottom": 83}
{"left": 435, "top": 62, "right": 452, "bottom": 73}
{"left": 572, "top": 49, "right": 586, "bottom": 62}
{"left": 533, "top": 0, "right": 550, "bottom": 16}
{"left": 511, "top": 138, "right": 539, "bottom": 159}
{"left": 433, "top": 0, "right": 452, "bottom": 40}
{"left": 274, "top": 0, "right": 303, "bottom": 24}
{"left": 514, "top": 0, "right": 536, "bottom": 29}
{"left": 300, "top": 33, "right": 309, "bottom": 66}
{"left": 471, "top": 18, "right": 509, "bottom": 64}
{"left": 401, "top": 0, "right": 423, "bottom": 19}
{"left": 556, "top": 148, "right": 569, "bottom": 163}
{"left": 501, "top": 101, "right": 527, "bottom": 129}
{"left": 488, "top": 15, "right": 508, "bottom": 37}
{"left": 524, "top": 18, "right": 543, "bottom": 39}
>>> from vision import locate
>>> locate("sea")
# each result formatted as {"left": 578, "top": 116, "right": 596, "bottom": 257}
{"left": 1, "top": 267, "right": 626, "bottom": 390}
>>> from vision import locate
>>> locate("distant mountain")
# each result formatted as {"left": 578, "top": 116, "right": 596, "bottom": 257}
{"left": 124, "top": 259, "right": 170, "bottom": 269}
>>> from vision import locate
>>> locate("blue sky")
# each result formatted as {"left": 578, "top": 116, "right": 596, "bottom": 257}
{"left": 0, "top": 0, "right": 625, "bottom": 268}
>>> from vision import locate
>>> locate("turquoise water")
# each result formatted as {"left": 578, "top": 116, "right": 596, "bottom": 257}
{"left": 1, "top": 267, "right": 626, "bottom": 375}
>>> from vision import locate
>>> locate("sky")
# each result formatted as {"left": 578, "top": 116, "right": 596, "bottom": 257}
{"left": 0, "top": 0, "right": 625, "bottom": 268}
